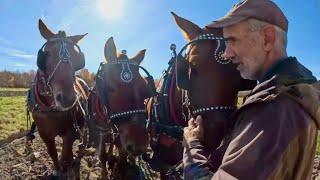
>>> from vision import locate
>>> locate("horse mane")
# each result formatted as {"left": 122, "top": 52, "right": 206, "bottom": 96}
{"left": 117, "top": 53, "right": 128, "bottom": 60}
{"left": 203, "top": 27, "right": 223, "bottom": 35}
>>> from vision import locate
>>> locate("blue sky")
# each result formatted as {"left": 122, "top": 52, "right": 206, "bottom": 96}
{"left": 0, "top": 0, "right": 319, "bottom": 79}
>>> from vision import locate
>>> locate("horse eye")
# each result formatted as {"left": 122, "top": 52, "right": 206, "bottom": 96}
{"left": 107, "top": 86, "right": 115, "bottom": 93}
{"left": 190, "top": 64, "right": 198, "bottom": 75}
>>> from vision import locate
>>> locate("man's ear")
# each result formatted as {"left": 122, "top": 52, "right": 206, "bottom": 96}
{"left": 262, "top": 25, "right": 276, "bottom": 51}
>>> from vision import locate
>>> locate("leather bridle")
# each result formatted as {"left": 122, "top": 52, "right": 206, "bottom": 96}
{"left": 94, "top": 58, "right": 157, "bottom": 126}
{"left": 176, "top": 33, "right": 237, "bottom": 118}
{"left": 35, "top": 35, "right": 85, "bottom": 111}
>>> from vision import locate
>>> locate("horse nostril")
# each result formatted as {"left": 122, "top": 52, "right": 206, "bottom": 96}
{"left": 127, "top": 144, "right": 133, "bottom": 152}
{"left": 56, "top": 93, "right": 62, "bottom": 102}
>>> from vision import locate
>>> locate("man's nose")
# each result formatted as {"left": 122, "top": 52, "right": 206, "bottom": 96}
{"left": 222, "top": 46, "right": 235, "bottom": 60}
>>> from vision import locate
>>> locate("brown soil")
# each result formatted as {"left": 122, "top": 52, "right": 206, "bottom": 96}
{"left": 0, "top": 133, "right": 319, "bottom": 179}
{"left": 0, "top": 133, "right": 159, "bottom": 179}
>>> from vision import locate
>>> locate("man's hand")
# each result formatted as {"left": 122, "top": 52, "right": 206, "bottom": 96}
{"left": 183, "top": 115, "right": 204, "bottom": 146}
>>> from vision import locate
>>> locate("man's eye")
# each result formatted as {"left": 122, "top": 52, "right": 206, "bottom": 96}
{"left": 225, "top": 37, "right": 236, "bottom": 44}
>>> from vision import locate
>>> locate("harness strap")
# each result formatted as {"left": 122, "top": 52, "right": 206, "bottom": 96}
{"left": 96, "top": 95, "right": 108, "bottom": 121}
{"left": 75, "top": 78, "right": 88, "bottom": 100}
{"left": 34, "top": 73, "right": 53, "bottom": 109}
{"left": 169, "top": 68, "right": 181, "bottom": 125}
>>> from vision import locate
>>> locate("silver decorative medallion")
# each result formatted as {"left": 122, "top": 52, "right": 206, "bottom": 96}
{"left": 214, "top": 40, "right": 231, "bottom": 65}
{"left": 120, "top": 63, "right": 133, "bottom": 83}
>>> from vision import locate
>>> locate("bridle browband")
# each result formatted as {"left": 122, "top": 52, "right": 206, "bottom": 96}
{"left": 39, "top": 37, "right": 83, "bottom": 84}
{"left": 95, "top": 55, "right": 157, "bottom": 125}
{"left": 177, "top": 33, "right": 231, "bottom": 65}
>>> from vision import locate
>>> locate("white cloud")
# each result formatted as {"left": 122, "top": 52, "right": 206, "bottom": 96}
{"left": 0, "top": 36, "right": 36, "bottom": 61}
{"left": 10, "top": 54, "right": 36, "bottom": 60}
{"left": 0, "top": 46, "right": 36, "bottom": 60}
{"left": 13, "top": 63, "right": 30, "bottom": 67}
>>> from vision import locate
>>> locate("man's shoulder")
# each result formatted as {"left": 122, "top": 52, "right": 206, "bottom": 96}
{"left": 239, "top": 75, "right": 280, "bottom": 109}
{"left": 234, "top": 75, "right": 307, "bottom": 121}
{"left": 240, "top": 75, "right": 317, "bottom": 108}
{"left": 235, "top": 75, "right": 320, "bottom": 128}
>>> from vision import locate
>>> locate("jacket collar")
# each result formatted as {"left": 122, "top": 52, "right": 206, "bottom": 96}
{"left": 241, "top": 57, "right": 317, "bottom": 107}
{"left": 261, "top": 56, "right": 317, "bottom": 84}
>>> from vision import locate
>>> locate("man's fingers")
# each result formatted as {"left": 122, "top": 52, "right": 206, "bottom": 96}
{"left": 195, "top": 115, "right": 204, "bottom": 138}
{"left": 195, "top": 115, "right": 203, "bottom": 125}
{"left": 188, "top": 118, "right": 196, "bottom": 127}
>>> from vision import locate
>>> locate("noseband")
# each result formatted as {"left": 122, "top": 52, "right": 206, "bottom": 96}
{"left": 95, "top": 58, "right": 157, "bottom": 125}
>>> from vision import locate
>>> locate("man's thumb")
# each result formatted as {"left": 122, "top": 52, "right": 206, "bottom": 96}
{"left": 196, "top": 115, "right": 203, "bottom": 126}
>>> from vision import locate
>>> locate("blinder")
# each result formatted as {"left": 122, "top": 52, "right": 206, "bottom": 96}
{"left": 176, "top": 53, "right": 191, "bottom": 90}
{"left": 95, "top": 62, "right": 109, "bottom": 107}
{"left": 175, "top": 33, "right": 228, "bottom": 90}
{"left": 37, "top": 37, "right": 85, "bottom": 72}
{"left": 37, "top": 43, "right": 49, "bottom": 71}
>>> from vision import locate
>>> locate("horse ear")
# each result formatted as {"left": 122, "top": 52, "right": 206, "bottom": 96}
{"left": 104, "top": 37, "right": 117, "bottom": 63}
{"left": 171, "top": 12, "right": 203, "bottom": 41}
{"left": 131, "top": 49, "right": 146, "bottom": 65}
{"left": 38, "top": 19, "right": 55, "bottom": 40}
{"left": 69, "top": 33, "right": 88, "bottom": 44}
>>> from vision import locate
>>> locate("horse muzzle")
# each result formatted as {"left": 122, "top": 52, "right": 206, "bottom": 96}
{"left": 55, "top": 92, "right": 78, "bottom": 111}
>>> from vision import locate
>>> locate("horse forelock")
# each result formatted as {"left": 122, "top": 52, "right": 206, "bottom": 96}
{"left": 203, "top": 27, "right": 223, "bottom": 36}
{"left": 57, "top": 30, "right": 66, "bottom": 38}
{"left": 117, "top": 53, "right": 128, "bottom": 60}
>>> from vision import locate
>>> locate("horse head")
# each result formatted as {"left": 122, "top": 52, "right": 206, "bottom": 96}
{"left": 37, "top": 19, "right": 87, "bottom": 110}
{"left": 95, "top": 37, "right": 154, "bottom": 156}
{"left": 172, "top": 12, "right": 256, "bottom": 150}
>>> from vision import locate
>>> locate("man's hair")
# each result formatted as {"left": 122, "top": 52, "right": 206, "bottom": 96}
{"left": 247, "top": 18, "right": 287, "bottom": 51}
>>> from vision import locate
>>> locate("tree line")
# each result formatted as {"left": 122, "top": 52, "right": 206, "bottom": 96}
{"left": 0, "top": 69, "right": 95, "bottom": 88}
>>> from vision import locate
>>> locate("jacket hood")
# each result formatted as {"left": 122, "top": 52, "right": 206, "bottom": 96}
{"left": 280, "top": 81, "right": 320, "bottom": 129}
{"left": 242, "top": 57, "right": 319, "bottom": 128}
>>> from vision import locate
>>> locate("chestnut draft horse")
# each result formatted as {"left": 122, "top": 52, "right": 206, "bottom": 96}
{"left": 87, "top": 37, "right": 156, "bottom": 179}
{"left": 26, "top": 19, "right": 89, "bottom": 179}
{"left": 144, "top": 13, "right": 256, "bottom": 179}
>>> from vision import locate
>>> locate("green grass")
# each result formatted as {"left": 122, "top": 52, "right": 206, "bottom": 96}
{"left": 0, "top": 87, "right": 28, "bottom": 92}
{"left": 0, "top": 96, "right": 29, "bottom": 140}
{"left": 0, "top": 88, "right": 28, "bottom": 97}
